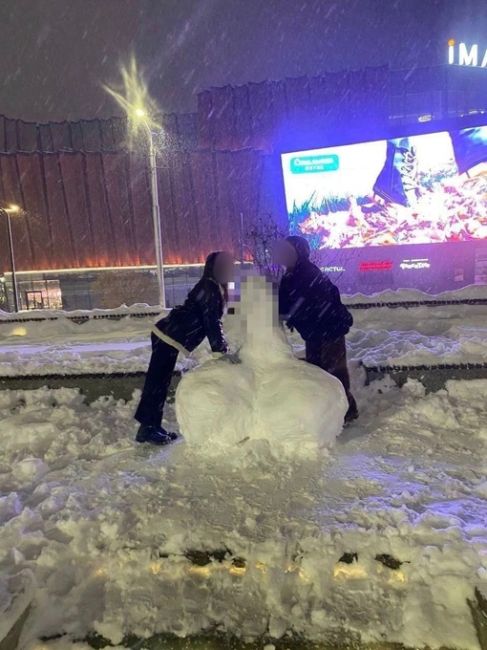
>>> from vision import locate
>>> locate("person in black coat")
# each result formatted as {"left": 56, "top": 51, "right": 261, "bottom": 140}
{"left": 275, "top": 236, "right": 358, "bottom": 423}
{"left": 134, "top": 251, "right": 234, "bottom": 445}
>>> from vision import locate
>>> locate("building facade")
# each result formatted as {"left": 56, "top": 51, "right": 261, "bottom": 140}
{"left": 1, "top": 62, "right": 486, "bottom": 310}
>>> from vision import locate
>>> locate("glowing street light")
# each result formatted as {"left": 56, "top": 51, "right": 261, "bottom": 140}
{"left": 1, "top": 203, "right": 22, "bottom": 312}
{"left": 104, "top": 58, "right": 166, "bottom": 308}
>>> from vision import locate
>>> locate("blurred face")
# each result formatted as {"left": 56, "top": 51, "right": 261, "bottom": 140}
{"left": 273, "top": 240, "right": 298, "bottom": 269}
{"left": 214, "top": 252, "right": 235, "bottom": 284}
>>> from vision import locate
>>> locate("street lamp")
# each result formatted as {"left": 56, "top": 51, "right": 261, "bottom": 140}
{"left": 104, "top": 60, "right": 166, "bottom": 308}
{"left": 1, "top": 203, "right": 21, "bottom": 312}
{"left": 132, "top": 109, "right": 166, "bottom": 310}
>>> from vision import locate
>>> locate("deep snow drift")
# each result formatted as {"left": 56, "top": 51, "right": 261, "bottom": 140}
{"left": 176, "top": 277, "right": 347, "bottom": 456}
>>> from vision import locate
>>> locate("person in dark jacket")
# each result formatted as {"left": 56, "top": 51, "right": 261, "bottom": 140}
{"left": 134, "top": 251, "right": 234, "bottom": 445}
{"left": 275, "top": 236, "right": 358, "bottom": 423}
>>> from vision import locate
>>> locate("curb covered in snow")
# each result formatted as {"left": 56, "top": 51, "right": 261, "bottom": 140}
{"left": 364, "top": 362, "right": 487, "bottom": 392}
{"left": 2, "top": 363, "right": 487, "bottom": 401}
{"left": 0, "top": 371, "right": 182, "bottom": 403}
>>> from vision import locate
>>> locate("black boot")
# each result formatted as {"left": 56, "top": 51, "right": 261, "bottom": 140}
{"left": 344, "top": 394, "right": 359, "bottom": 424}
{"left": 135, "top": 424, "right": 177, "bottom": 445}
{"left": 344, "top": 404, "right": 359, "bottom": 424}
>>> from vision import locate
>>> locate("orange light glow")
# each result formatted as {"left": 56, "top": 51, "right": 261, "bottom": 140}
{"left": 8, "top": 260, "right": 241, "bottom": 276}
{"left": 333, "top": 563, "right": 367, "bottom": 580}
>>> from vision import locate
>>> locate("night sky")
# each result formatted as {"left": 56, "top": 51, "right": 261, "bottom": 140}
{"left": 0, "top": 0, "right": 486, "bottom": 123}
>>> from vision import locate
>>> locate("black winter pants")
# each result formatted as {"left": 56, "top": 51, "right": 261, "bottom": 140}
{"left": 305, "top": 336, "right": 358, "bottom": 416}
{"left": 134, "top": 334, "right": 179, "bottom": 428}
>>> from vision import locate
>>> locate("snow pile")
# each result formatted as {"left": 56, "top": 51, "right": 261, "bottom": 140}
{"left": 345, "top": 283, "right": 487, "bottom": 304}
{"left": 348, "top": 324, "right": 487, "bottom": 367}
{"left": 0, "top": 303, "right": 163, "bottom": 322}
{"left": 0, "top": 375, "right": 485, "bottom": 648}
{"left": 0, "top": 341, "right": 155, "bottom": 377}
{"left": 176, "top": 276, "right": 347, "bottom": 457}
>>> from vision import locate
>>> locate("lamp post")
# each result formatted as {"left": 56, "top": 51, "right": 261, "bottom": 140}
{"left": 104, "top": 61, "right": 167, "bottom": 309}
{"left": 1, "top": 204, "right": 21, "bottom": 312}
{"left": 135, "top": 108, "right": 166, "bottom": 309}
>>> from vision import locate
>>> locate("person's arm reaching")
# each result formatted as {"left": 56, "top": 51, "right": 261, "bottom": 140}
{"left": 197, "top": 282, "right": 228, "bottom": 354}
{"left": 278, "top": 278, "right": 291, "bottom": 323}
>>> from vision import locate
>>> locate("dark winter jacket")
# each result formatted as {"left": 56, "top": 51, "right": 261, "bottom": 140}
{"left": 278, "top": 236, "right": 353, "bottom": 342}
{"left": 154, "top": 253, "right": 228, "bottom": 354}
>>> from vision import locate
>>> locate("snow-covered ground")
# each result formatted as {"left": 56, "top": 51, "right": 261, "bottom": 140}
{"left": 349, "top": 304, "right": 487, "bottom": 367}
{"left": 2, "top": 287, "right": 487, "bottom": 375}
{"left": 0, "top": 373, "right": 486, "bottom": 649}
{"left": 0, "top": 316, "right": 161, "bottom": 377}
{"left": 1, "top": 286, "right": 486, "bottom": 648}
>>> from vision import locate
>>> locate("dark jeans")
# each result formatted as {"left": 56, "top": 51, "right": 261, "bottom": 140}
{"left": 305, "top": 336, "right": 358, "bottom": 416}
{"left": 134, "top": 334, "right": 179, "bottom": 428}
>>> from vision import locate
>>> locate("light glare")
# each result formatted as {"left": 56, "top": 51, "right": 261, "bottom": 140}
{"left": 103, "top": 55, "right": 161, "bottom": 143}
{"left": 2, "top": 204, "right": 21, "bottom": 214}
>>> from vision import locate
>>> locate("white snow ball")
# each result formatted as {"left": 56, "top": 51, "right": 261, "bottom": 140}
{"left": 255, "top": 360, "right": 347, "bottom": 449}
{"left": 176, "top": 275, "right": 348, "bottom": 458}
{"left": 176, "top": 360, "right": 254, "bottom": 448}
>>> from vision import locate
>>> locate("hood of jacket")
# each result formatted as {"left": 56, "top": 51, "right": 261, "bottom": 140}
{"left": 285, "top": 235, "right": 311, "bottom": 264}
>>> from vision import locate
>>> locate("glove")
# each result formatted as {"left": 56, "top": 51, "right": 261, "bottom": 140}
{"left": 280, "top": 315, "right": 294, "bottom": 333}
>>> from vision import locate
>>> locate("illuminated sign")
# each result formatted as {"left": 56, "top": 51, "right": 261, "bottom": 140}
{"left": 290, "top": 155, "right": 339, "bottom": 174}
{"left": 359, "top": 261, "right": 393, "bottom": 272}
{"left": 448, "top": 39, "right": 487, "bottom": 68}
{"left": 323, "top": 265, "right": 345, "bottom": 273}
{"left": 400, "top": 258, "right": 431, "bottom": 270}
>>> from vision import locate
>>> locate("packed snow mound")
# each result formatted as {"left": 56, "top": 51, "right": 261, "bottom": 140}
{"left": 176, "top": 275, "right": 348, "bottom": 456}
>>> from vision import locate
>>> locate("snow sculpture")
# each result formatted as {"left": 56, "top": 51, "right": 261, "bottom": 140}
{"left": 175, "top": 275, "right": 348, "bottom": 457}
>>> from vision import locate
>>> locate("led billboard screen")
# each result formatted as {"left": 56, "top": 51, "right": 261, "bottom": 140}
{"left": 281, "top": 126, "right": 487, "bottom": 250}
